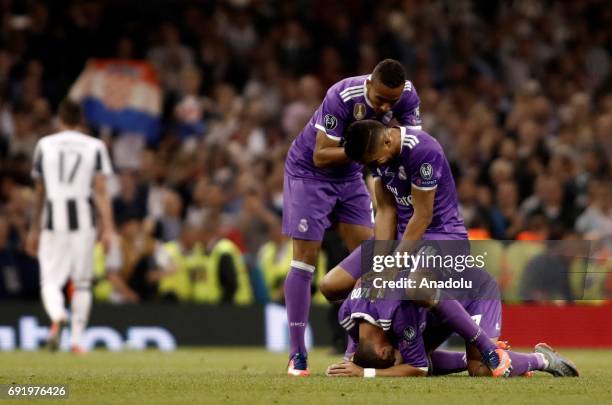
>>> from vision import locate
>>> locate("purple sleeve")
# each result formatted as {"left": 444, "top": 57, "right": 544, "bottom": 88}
{"left": 370, "top": 299, "right": 400, "bottom": 331}
{"left": 313, "top": 88, "right": 350, "bottom": 141}
{"left": 395, "top": 81, "right": 422, "bottom": 128}
{"left": 409, "top": 140, "right": 444, "bottom": 191}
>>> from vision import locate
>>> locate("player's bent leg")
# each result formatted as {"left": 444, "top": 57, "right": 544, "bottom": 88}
{"left": 430, "top": 300, "right": 511, "bottom": 377}
{"left": 466, "top": 340, "right": 572, "bottom": 378}
{"left": 319, "top": 244, "right": 363, "bottom": 301}
{"left": 285, "top": 238, "right": 320, "bottom": 376}
{"left": 337, "top": 222, "right": 373, "bottom": 252}
{"left": 429, "top": 350, "right": 468, "bottom": 375}
{"left": 319, "top": 266, "right": 357, "bottom": 301}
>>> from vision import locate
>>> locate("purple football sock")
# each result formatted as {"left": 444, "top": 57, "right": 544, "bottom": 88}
{"left": 508, "top": 352, "right": 546, "bottom": 376}
{"left": 284, "top": 262, "right": 314, "bottom": 358}
{"left": 432, "top": 300, "right": 497, "bottom": 355}
{"left": 430, "top": 350, "right": 468, "bottom": 375}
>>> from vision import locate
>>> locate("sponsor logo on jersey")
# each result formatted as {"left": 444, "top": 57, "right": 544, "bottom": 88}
{"left": 353, "top": 103, "right": 366, "bottom": 120}
{"left": 324, "top": 114, "right": 338, "bottom": 130}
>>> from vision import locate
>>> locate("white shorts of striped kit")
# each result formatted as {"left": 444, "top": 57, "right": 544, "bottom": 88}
{"left": 38, "top": 229, "right": 96, "bottom": 290}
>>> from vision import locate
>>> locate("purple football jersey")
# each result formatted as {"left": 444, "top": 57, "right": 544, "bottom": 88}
{"left": 286, "top": 75, "right": 421, "bottom": 182}
{"left": 373, "top": 127, "right": 468, "bottom": 239}
{"left": 339, "top": 289, "right": 429, "bottom": 369}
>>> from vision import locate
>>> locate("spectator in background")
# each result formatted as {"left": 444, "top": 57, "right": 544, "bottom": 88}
{"left": 155, "top": 190, "right": 183, "bottom": 243}
{"left": 457, "top": 176, "right": 491, "bottom": 237}
{"left": 147, "top": 23, "right": 195, "bottom": 95}
{"left": 489, "top": 181, "right": 523, "bottom": 240}
{"left": 173, "top": 66, "right": 209, "bottom": 140}
{"left": 519, "top": 237, "right": 576, "bottom": 303}
{"left": 523, "top": 177, "right": 577, "bottom": 230}
{"left": 3, "top": 185, "right": 32, "bottom": 248}
{"left": 9, "top": 107, "right": 38, "bottom": 159}
{"left": 281, "top": 75, "right": 322, "bottom": 138}
{"left": 185, "top": 177, "right": 211, "bottom": 228}
{"left": 159, "top": 223, "right": 205, "bottom": 302}
{"left": 192, "top": 217, "right": 253, "bottom": 305}
{"left": 575, "top": 179, "right": 612, "bottom": 241}
{"left": 0, "top": 215, "right": 20, "bottom": 299}
{"left": 112, "top": 170, "right": 148, "bottom": 226}
{"left": 259, "top": 226, "right": 292, "bottom": 303}
{"left": 0, "top": 214, "right": 38, "bottom": 300}
{"left": 105, "top": 215, "right": 176, "bottom": 303}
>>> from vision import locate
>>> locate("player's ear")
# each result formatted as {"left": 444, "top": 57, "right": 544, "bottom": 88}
{"left": 383, "top": 131, "right": 392, "bottom": 146}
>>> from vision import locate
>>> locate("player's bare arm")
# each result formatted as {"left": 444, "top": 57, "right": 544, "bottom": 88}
{"left": 93, "top": 173, "right": 116, "bottom": 251}
{"left": 373, "top": 178, "right": 397, "bottom": 240}
{"left": 25, "top": 179, "right": 45, "bottom": 257}
{"left": 326, "top": 361, "right": 426, "bottom": 377}
{"left": 401, "top": 186, "right": 435, "bottom": 241}
{"left": 389, "top": 186, "right": 436, "bottom": 261}
{"left": 312, "top": 130, "right": 350, "bottom": 168}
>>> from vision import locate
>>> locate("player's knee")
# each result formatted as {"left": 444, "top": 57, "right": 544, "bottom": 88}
{"left": 292, "top": 241, "right": 319, "bottom": 265}
{"left": 318, "top": 274, "right": 340, "bottom": 301}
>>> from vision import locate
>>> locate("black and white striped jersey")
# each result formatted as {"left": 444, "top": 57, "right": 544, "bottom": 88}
{"left": 31, "top": 130, "right": 113, "bottom": 232}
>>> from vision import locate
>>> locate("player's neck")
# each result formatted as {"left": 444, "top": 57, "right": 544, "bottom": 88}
{"left": 58, "top": 122, "right": 81, "bottom": 133}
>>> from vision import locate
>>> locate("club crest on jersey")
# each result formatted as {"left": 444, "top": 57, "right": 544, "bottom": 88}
{"left": 398, "top": 165, "right": 407, "bottom": 180}
{"left": 353, "top": 103, "right": 366, "bottom": 120}
{"left": 324, "top": 114, "right": 338, "bottom": 130}
{"left": 403, "top": 326, "right": 416, "bottom": 342}
{"left": 420, "top": 163, "right": 433, "bottom": 180}
{"left": 298, "top": 219, "right": 309, "bottom": 233}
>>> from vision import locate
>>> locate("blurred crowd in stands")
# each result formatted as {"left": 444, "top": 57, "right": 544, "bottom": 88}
{"left": 0, "top": 0, "right": 610, "bottom": 303}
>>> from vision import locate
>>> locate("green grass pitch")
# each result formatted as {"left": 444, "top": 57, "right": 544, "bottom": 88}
{"left": 0, "top": 348, "right": 611, "bottom": 404}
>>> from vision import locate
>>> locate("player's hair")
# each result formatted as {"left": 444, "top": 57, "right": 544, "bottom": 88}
{"left": 352, "top": 340, "right": 395, "bottom": 369}
{"left": 344, "top": 120, "right": 385, "bottom": 162}
{"left": 372, "top": 59, "right": 406, "bottom": 88}
{"left": 58, "top": 99, "right": 83, "bottom": 127}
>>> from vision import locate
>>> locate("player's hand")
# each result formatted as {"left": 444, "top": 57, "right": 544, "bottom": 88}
{"left": 325, "top": 361, "right": 364, "bottom": 377}
{"left": 100, "top": 229, "right": 117, "bottom": 253}
{"left": 25, "top": 229, "right": 40, "bottom": 257}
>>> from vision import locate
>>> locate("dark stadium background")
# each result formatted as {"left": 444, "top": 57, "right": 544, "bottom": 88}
{"left": 0, "top": 0, "right": 610, "bottom": 351}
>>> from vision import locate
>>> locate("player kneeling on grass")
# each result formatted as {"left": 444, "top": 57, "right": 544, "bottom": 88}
{"left": 320, "top": 120, "right": 516, "bottom": 376}
{"left": 326, "top": 287, "right": 579, "bottom": 378}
